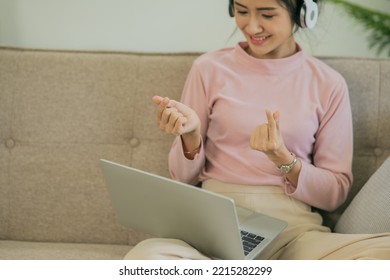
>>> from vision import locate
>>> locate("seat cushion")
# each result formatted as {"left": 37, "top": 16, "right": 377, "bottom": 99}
{"left": 335, "top": 156, "right": 390, "bottom": 234}
{"left": 0, "top": 240, "right": 132, "bottom": 260}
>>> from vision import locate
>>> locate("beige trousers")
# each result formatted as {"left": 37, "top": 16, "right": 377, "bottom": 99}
{"left": 124, "top": 179, "right": 390, "bottom": 260}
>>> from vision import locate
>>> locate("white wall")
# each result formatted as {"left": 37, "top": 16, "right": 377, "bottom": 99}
{"left": 0, "top": 0, "right": 389, "bottom": 57}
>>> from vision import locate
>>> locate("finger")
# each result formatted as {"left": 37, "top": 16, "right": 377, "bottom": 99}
{"left": 152, "top": 95, "right": 164, "bottom": 105}
{"left": 152, "top": 96, "right": 164, "bottom": 124}
{"left": 153, "top": 96, "right": 173, "bottom": 109}
{"left": 173, "top": 115, "right": 187, "bottom": 135}
{"left": 161, "top": 97, "right": 170, "bottom": 108}
{"left": 265, "top": 110, "right": 277, "bottom": 142}
{"left": 160, "top": 107, "right": 177, "bottom": 130}
{"left": 273, "top": 111, "right": 280, "bottom": 130}
{"left": 167, "top": 110, "right": 183, "bottom": 134}
{"left": 168, "top": 99, "right": 193, "bottom": 116}
{"left": 156, "top": 97, "right": 170, "bottom": 122}
{"left": 266, "top": 109, "right": 276, "bottom": 128}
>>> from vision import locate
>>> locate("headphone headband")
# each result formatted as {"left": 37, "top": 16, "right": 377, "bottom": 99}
{"left": 228, "top": 0, "right": 318, "bottom": 29}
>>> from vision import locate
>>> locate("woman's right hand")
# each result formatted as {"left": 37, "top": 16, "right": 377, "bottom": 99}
{"left": 152, "top": 95, "right": 200, "bottom": 136}
{"left": 152, "top": 96, "right": 201, "bottom": 157}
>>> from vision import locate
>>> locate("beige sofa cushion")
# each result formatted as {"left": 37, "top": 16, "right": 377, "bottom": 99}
{"left": 0, "top": 240, "right": 131, "bottom": 260}
{"left": 335, "top": 156, "right": 390, "bottom": 234}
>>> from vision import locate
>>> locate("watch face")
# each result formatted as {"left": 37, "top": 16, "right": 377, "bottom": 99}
{"left": 279, "top": 153, "right": 297, "bottom": 174}
{"left": 280, "top": 165, "right": 290, "bottom": 174}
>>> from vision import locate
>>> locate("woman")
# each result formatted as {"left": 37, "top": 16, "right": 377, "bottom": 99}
{"left": 125, "top": 0, "right": 390, "bottom": 259}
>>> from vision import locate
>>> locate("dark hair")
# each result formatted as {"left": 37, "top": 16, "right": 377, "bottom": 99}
{"left": 229, "top": 0, "right": 320, "bottom": 29}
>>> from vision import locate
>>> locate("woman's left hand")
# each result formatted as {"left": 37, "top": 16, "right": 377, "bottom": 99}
{"left": 250, "top": 110, "right": 290, "bottom": 164}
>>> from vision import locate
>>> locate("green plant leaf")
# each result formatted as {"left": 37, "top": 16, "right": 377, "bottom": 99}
{"left": 328, "top": 0, "right": 390, "bottom": 56}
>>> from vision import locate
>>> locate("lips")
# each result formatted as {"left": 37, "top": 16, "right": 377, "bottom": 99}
{"left": 249, "top": 35, "right": 271, "bottom": 46}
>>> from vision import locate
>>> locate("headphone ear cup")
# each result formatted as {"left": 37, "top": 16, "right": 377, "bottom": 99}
{"left": 300, "top": 0, "right": 318, "bottom": 29}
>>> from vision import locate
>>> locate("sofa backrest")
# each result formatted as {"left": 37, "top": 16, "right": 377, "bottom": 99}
{"left": 317, "top": 58, "right": 390, "bottom": 226}
{"left": 0, "top": 47, "right": 389, "bottom": 243}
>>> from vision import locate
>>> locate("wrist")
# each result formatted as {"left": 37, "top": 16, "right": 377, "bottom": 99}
{"left": 181, "top": 130, "right": 201, "bottom": 159}
{"left": 278, "top": 153, "right": 297, "bottom": 174}
{"left": 267, "top": 147, "right": 293, "bottom": 167}
{"left": 183, "top": 143, "right": 201, "bottom": 158}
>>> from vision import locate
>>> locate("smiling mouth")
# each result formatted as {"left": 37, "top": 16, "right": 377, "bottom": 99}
{"left": 249, "top": 35, "right": 271, "bottom": 45}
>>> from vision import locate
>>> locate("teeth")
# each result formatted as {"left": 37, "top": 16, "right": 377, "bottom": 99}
{"left": 252, "top": 36, "right": 268, "bottom": 41}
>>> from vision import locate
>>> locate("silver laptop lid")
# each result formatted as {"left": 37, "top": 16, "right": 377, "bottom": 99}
{"left": 100, "top": 159, "right": 246, "bottom": 259}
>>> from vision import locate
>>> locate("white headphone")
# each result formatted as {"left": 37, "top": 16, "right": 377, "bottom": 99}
{"left": 300, "top": 0, "right": 318, "bottom": 29}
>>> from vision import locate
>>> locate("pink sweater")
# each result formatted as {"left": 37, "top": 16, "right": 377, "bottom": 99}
{"left": 169, "top": 42, "right": 353, "bottom": 211}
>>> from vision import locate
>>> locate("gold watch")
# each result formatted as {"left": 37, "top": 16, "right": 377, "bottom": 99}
{"left": 278, "top": 153, "right": 297, "bottom": 174}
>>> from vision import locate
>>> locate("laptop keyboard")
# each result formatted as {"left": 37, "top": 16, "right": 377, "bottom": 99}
{"left": 241, "top": 230, "right": 265, "bottom": 256}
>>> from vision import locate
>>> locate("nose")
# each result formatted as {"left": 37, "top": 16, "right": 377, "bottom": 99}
{"left": 246, "top": 15, "right": 263, "bottom": 34}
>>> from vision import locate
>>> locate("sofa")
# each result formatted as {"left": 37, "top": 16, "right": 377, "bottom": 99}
{"left": 0, "top": 46, "right": 389, "bottom": 259}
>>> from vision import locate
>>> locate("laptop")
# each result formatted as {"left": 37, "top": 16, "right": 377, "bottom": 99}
{"left": 100, "top": 159, "right": 287, "bottom": 260}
